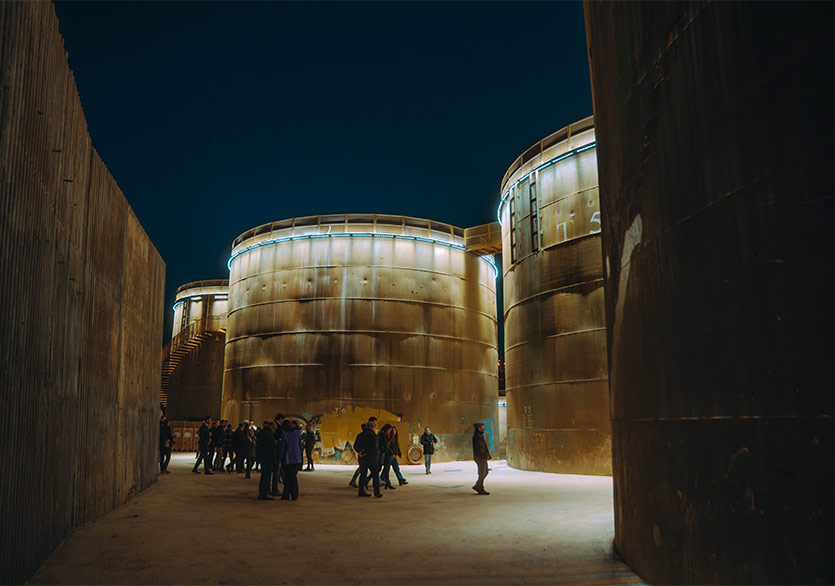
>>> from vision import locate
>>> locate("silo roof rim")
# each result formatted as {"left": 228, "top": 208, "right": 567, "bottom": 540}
{"left": 231, "top": 214, "right": 467, "bottom": 250}
{"left": 496, "top": 139, "right": 596, "bottom": 226}
{"left": 227, "top": 232, "right": 498, "bottom": 279}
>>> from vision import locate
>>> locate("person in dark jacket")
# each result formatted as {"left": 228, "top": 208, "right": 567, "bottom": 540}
{"left": 256, "top": 421, "right": 277, "bottom": 500}
{"left": 211, "top": 420, "right": 224, "bottom": 470}
{"left": 222, "top": 424, "right": 235, "bottom": 472}
{"left": 159, "top": 416, "right": 174, "bottom": 474}
{"left": 420, "top": 426, "right": 438, "bottom": 474}
{"left": 244, "top": 425, "right": 256, "bottom": 478}
{"left": 302, "top": 424, "right": 318, "bottom": 471}
{"left": 472, "top": 422, "right": 491, "bottom": 495}
{"left": 378, "top": 424, "right": 396, "bottom": 490}
{"left": 389, "top": 426, "right": 408, "bottom": 486}
{"left": 353, "top": 417, "right": 382, "bottom": 498}
{"left": 280, "top": 420, "right": 303, "bottom": 500}
{"left": 271, "top": 413, "right": 286, "bottom": 495}
{"left": 348, "top": 423, "right": 367, "bottom": 487}
{"left": 233, "top": 422, "right": 247, "bottom": 473}
{"left": 192, "top": 416, "right": 214, "bottom": 474}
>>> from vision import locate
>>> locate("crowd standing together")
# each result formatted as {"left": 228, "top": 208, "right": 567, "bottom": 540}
{"left": 158, "top": 414, "right": 492, "bottom": 499}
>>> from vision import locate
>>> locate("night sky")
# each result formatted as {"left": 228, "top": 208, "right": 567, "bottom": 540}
{"left": 53, "top": 1, "right": 593, "bottom": 341}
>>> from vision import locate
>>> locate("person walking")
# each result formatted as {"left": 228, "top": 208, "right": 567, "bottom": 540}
{"left": 353, "top": 417, "right": 382, "bottom": 498}
{"left": 389, "top": 426, "right": 408, "bottom": 486}
{"left": 472, "top": 422, "right": 491, "bottom": 495}
{"left": 256, "top": 421, "right": 277, "bottom": 500}
{"left": 348, "top": 423, "right": 366, "bottom": 487}
{"left": 378, "top": 424, "right": 396, "bottom": 490}
{"left": 192, "top": 416, "right": 214, "bottom": 475}
{"left": 159, "top": 416, "right": 174, "bottom": 474}
{"left": 302, "top": 424, "right": 318, "bottom": 471}
{"left": 420, "top": 426, "right": 438, "bottom": 474}
{"left": 280, "top": 420, "right": 303, "bottom": 500}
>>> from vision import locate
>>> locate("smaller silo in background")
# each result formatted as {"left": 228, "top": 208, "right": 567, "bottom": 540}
{"left": 163, "top": 280, "right": 228, "bottom": 421}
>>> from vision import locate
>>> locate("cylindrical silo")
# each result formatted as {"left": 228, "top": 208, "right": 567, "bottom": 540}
{"left": 223, "top": 214, "right": 498, "bottom": 462}
{"left": 164, "top": 280, "right": 228, "bottom": 420}
{"left": 585, "top": 2, "right": 833, "bottom": 583}
{"left": 498, "top": 117, "right": 610, "bottom": 475}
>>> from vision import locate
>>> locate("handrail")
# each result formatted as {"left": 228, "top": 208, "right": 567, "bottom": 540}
{"left": 232, "top": 214, "right": 467, "bottom": 249}
{"left": 500, "top": 116, "right": 595, "bottom": 191}
{"left": 176, "top": 280, "right": 229, "bottom": 295}
{"left": 162, "top": 316, "right": 226, "bottom": 362}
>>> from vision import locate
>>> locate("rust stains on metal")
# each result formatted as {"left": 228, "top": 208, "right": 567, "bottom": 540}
{"left": 162, "top": 281, "right": 228, "bottom": 417}
{"left": 499, "top": 118, "right": 611, "bottom": 475}
{"left": 222, "top": 214, "right": 499, "bottom": 461}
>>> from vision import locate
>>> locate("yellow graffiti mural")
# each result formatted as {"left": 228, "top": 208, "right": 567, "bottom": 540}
{"left": 317, "top": 406, "right": 412, "bottom": 463}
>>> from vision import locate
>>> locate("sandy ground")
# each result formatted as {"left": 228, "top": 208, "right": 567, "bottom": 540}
{"left": 30, "top": 454, "right": 644, "bottom": 585}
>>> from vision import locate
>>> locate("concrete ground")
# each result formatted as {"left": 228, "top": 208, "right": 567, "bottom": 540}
{"left": 31, "top": 454, "right": 644, "bottom": 585}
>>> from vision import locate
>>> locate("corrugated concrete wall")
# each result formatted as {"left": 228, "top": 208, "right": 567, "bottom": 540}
{"left": 585, "top": 2, "right": 834, "bottom": 583}
{"left": 0, "top": 3, "right": 165, "bottom": 583}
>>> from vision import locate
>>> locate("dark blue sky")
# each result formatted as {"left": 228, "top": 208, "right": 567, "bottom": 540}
{"left": 53, "top": 1, "right": 592, "bottom": 339}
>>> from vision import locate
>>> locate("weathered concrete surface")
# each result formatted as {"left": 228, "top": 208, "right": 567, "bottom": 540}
{"left": 500, "top": 119, "right": 610, "bottom": 475}
{"left": 224, "top": 214, "right": 499, "bottom": 462}
{"left": 585, "top": 1, "right": 834, "bottom": 583}
{"left": 0, "top": 2, "right": 165, "bottom": 583}
{"left": 31, "top": 455, "right": 642, "bottom": 585}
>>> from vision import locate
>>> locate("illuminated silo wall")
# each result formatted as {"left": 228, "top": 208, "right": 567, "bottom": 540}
{"left": 585, "top": 2, "right": 834, "bottom": 583}
{"left": 171, "top": 280, "right": 228, "bottom": 338}
{"left": 498, "top": 117, "right": 610, "bottom": 475}
{"left": 223, "top": 214, "right": 499, "bottom": 462}
{"left": 165, "top": 281, "right": 228, "bottom": 420}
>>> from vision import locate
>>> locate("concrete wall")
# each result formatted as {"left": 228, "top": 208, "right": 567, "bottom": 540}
{"left": 585, "top": 2, "right": 834, "bottom": 583}
{"left": 0, "top": 3, "right": 165, "bottom": 583}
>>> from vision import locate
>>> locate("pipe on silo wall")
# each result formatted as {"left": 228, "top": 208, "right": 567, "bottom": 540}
{"left": 585, "top": 2, "right": 834, "bottom": 583}
{"left": 0, "top": 2, "right": 165, "bottom": 582}
{"left": 499, "top": 118, "right": 611, "bottom": 475}
{"left": 223, "top": 215, "right": 499, "bottom": 462}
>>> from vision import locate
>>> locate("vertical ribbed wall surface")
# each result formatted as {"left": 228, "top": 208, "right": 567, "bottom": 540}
{"left": 585, "top": 2, "right": 834, "bottom": 583}
{"left": 0, "top": 3, "right": 165, "bottom": 583}
{"left": 223, "top": 215, "right": 498, "bottom": 461}
{"left": 499, "top": 118, "right": 610, "bottom": 475}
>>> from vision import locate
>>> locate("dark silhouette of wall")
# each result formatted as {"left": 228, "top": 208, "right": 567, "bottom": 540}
{"left": 585, "top": 2, "right": 834, "bottom": 583}
{"left": 166, "top": 333, "right": 225, "bottom": 421}
{"left": 0, "top": 2, "right": 165, "bottom": 583}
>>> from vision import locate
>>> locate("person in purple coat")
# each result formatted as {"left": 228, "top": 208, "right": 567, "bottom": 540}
{"left": 280, "top": 419, "right": 303, "bottom": 500}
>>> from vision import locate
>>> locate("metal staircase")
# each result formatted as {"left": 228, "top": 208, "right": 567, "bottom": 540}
{"left": 160, "top": 316, "right": 225, "bottom": 407}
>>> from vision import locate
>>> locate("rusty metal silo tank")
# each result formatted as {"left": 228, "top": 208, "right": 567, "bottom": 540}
{"left": 498, "top": 117, "right": 610, "bottom": 475}
{"left": 223, "top": 214, "right": 499, "bottom": 462}
{"left": 585, "top": 2, "right": 834, "bottom": 583}
{"left": 163, "top": 280, "right": 228, "bottom": 420}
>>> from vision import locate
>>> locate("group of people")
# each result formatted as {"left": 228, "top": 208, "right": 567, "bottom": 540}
{"left": 348, "top": 418, "right": 492, "bottom": 497}
{"left": 159, "top": 414, "right": 493, "bottom": 498}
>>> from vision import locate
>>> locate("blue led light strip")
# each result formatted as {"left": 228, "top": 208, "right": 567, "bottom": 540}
{"left": 496, "top": 141, "right": 596, "bottom": 225}
{"left": 172, "top": 294, "right": 228, "bottom": 311}
{"left": 227, "top": 232, "right": 499, "bottom": 279}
